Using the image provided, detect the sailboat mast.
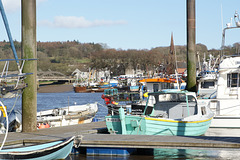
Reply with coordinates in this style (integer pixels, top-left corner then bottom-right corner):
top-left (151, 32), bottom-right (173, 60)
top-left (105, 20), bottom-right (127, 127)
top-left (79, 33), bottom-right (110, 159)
top-left (0, 0), bottom-right (20, 71)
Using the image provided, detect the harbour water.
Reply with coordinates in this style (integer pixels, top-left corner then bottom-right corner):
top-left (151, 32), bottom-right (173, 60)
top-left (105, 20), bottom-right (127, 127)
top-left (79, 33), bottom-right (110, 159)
top-left (1, 92), bottom-right (108, 121)
top-left (1, 91), bottom-right (240, 159)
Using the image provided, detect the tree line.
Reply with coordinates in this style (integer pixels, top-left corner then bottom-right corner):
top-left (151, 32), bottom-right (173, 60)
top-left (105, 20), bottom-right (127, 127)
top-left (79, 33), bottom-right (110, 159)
top-left (0, 40), bottom-right (239, 76)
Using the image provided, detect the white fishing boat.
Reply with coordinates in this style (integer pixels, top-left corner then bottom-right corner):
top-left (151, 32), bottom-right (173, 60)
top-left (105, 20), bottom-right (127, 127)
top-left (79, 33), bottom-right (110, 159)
top-left (198, 11), bottom-right (240, 128)
top-left (200, 56), bottom-right (240, 128)
top-left (0, 102), bottom-right (98, 132)
top-left (37, 102), bottom-right (98, 128)
top-left (197, 70), bottom-right (218, 99)
top-left (197, 54), bottom-right (218, 99)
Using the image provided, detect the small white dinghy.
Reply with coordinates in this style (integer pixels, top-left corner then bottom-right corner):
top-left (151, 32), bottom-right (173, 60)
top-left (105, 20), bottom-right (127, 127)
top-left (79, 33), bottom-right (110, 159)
top-left (37, 102), bottom-right (98, 128)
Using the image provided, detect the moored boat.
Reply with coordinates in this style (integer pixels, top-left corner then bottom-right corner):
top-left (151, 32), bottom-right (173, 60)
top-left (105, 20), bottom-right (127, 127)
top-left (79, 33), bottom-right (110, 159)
top-left (197, 70), bottom-right (218, 99)
top-left (37, 102), bottom-right (98, 128)
top-left (197, 11), bottom-right (240, 128)
top-left (199, 55), bottom-right (240, 128)
top-left (106, 90), bottom-right (214, 136)
top-left (0, 136), bottom-right (75, 159)
top-left (74, 85), bottom-right (91, 93)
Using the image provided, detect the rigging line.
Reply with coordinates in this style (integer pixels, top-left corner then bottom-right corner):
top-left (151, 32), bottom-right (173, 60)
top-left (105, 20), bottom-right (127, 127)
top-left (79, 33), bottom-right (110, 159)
top-left (1, 61), bottom-right (8, 79)
top-left (8, 93), bottom-right (21, 114)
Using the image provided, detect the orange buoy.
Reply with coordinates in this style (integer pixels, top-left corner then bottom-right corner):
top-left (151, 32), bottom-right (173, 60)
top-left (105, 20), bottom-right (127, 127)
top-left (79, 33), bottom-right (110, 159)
top-left (38, 123), bottom-right (50, 129)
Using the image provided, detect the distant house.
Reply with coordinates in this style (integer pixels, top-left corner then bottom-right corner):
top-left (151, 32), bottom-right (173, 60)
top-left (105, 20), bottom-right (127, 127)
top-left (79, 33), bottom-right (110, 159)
top-left (125, 65), bottom-right (144, 77)
top-left (72, 68), bottom-right (89, 81)
top-left (177, 62), bottom-right (187, 76)
top-left (72, 68), bottom-right (111, 83)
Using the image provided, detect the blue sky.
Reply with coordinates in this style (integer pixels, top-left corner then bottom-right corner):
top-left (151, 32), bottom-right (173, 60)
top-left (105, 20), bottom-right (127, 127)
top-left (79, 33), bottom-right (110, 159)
top-left (0, 0), bottom-right (240, 50)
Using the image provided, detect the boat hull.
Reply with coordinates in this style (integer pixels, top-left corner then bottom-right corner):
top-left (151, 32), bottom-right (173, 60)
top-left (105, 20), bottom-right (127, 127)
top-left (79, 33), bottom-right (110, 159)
top-left (74, 86), bottom-right (91, 93)
top-left (37, 103), bottom-right (98, 128)
top-left (0, 136), bottom-right (74, 160)
top-left (106, 115), bottom-right (212, 136)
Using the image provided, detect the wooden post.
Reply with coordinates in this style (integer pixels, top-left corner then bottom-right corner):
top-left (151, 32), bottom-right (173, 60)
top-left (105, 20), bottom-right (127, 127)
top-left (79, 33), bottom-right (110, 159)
top-left (186, 0), bottom-right (197, 92)
top-left (21, 0), bottom-right (37, 132)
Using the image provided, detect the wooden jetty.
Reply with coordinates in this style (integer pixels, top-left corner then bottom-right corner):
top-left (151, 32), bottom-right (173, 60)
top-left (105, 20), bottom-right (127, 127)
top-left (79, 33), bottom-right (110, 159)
top-left (1, 121), bottom-right (240, 156)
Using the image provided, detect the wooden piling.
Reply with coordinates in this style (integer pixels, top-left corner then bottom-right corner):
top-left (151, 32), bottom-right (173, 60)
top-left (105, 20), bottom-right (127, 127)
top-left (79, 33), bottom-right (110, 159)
top-left (186, 0), bottom-right (197, 92)
top-left (21, 0), bottom-right (37, 132)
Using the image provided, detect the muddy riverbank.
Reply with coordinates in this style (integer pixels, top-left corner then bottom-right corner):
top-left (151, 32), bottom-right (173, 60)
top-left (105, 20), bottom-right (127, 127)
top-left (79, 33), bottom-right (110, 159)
top-left (38, 84), bottom-right (73, 93)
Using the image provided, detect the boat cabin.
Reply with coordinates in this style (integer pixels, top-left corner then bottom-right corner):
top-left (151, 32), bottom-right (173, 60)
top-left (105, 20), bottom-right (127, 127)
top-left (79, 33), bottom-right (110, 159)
top-left (217, 56), bottom-right (240, 99)
top-left (144, 90), bottom-right (199, 119)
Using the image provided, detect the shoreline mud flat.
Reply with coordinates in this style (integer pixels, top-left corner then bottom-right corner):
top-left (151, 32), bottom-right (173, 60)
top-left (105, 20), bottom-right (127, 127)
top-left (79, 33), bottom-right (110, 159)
top-left (37, 84), bottom-right (73, 93)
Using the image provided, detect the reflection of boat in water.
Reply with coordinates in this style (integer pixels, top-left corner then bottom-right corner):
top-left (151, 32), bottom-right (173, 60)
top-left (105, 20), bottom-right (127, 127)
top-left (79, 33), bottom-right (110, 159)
top-left (37, 102), bottom-right (98, 128)
top-left (106, 90), bottom-right (214, 136)
top-left (0, 136), bottom-right (75, 159)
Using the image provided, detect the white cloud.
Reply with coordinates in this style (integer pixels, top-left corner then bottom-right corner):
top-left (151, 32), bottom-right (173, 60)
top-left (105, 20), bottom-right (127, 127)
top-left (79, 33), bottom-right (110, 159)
top-left (38, 16), bottom-right (127, 28)
top-left (2, 0), bottom-right (47, 13)
top-left (2, 0), bottom-right (20, 13)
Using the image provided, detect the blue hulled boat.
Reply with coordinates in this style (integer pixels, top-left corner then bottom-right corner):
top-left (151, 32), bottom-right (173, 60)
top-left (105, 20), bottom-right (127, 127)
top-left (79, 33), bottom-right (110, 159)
top-left (0, 136), bottom-right (74, 159)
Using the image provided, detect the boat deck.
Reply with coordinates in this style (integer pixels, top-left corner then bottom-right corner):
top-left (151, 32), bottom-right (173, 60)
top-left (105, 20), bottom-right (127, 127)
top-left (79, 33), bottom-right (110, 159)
top-left (1, 121), bottom-right (240, 150)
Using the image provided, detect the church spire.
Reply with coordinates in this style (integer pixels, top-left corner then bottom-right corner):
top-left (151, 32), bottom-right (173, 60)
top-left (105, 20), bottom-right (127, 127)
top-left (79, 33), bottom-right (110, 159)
top-left (166, 32), bottom-right (176, 75)
top-left (170, 32), bottom-right (174, 55)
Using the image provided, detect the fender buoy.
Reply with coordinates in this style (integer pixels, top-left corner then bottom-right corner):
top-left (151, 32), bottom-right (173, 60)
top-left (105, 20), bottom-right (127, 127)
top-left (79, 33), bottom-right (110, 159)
top-left (101, 94), bottom-right (105, 99)
top-left (143, 92), bottom-right (149, 98)
top-left (38, 123), bottom-right (50, 129)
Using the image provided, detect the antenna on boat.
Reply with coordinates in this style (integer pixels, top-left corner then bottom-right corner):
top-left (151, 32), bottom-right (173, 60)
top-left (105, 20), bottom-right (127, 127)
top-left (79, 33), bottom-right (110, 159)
top-left (174, 48), bottom-right (180, 90)
top-left (221, 10), bottom-right (240, 58)
top-left (221, 4), bottom-right (223, 31)
top-left (234, 10), bottom-right (240, 27)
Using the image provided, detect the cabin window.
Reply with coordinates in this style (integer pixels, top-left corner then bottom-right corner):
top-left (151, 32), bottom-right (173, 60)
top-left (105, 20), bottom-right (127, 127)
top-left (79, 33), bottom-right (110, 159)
top-left (158, 93), bottom-right (186, 102)
top-left (148, 95), bottom-right (156, 105)
top-left (153, 84), bottom-right (159, 92)
top-left (201, 82), bottom-right (215, 88)
top-left (161, 82), bottom-right (170, 89)
top-left (187, 95), bottom-right (196, 102)
top-left (227, 73), bottom-right (240, 87)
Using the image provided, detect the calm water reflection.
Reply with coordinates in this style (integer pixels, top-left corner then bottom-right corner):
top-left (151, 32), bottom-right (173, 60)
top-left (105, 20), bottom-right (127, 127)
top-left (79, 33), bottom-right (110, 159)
top-left (1, 92), bottom-right (107, 120)
top-left (66, 148), bottom-right (240, 160)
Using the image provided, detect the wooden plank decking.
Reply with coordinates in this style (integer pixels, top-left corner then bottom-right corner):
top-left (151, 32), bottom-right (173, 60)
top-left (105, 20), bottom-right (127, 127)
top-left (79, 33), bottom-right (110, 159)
top-left (1, 121), bottom-right (240, 150)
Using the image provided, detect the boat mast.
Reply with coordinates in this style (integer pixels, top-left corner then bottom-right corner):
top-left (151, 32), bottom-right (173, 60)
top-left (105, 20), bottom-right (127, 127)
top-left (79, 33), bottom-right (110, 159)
top-left (0, 0), bottom-right (20, 72)
top-left (221, 11), bottom-right (240, 57)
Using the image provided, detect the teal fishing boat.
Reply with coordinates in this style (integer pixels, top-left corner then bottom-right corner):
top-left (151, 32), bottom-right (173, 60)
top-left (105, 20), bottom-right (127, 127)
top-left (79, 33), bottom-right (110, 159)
top-left (106, 90), bottom-right (214, 136)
